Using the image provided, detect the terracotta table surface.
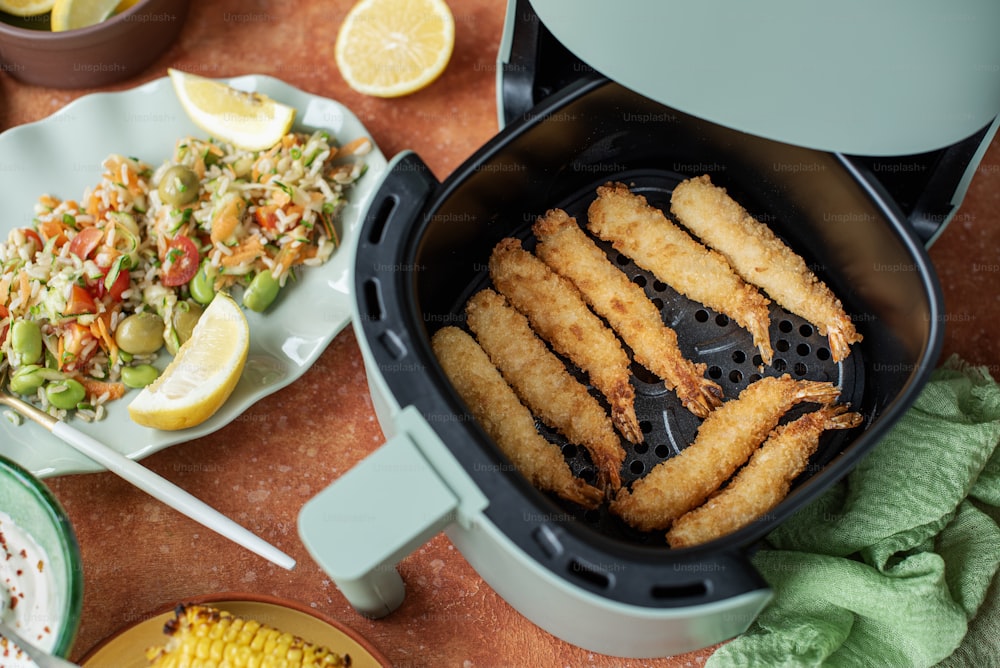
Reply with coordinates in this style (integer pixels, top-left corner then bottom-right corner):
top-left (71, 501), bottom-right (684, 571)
top-left (2, 1), bottom-right (1000, 666)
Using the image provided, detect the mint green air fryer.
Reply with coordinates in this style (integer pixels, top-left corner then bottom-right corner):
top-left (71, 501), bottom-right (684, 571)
top-left (299, 0), bottom-right (1000, 658)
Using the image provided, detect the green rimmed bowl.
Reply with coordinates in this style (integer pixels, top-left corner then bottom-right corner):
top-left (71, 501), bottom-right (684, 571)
top-left (0, 453), bottom-right (83, 658)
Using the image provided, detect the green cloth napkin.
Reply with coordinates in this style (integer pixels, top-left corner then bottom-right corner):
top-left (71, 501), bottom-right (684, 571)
top-left (707, 355), bottom-right (1000, 668)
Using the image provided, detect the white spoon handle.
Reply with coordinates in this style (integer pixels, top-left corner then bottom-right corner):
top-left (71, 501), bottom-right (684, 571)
top-left (51, 421), bottom-right (295, 571)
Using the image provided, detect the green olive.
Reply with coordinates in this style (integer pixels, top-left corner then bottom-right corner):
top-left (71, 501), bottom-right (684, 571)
top-left (46, 378), bottom-right (86, 410)
top-left (173, 302), bottom-right (204, 346)
top-left (121, 364), bottom-right (160, 389)
top-left (114, 312), bottom-right (165, 355)
top-left (157, 165), bottom-right (200, 207)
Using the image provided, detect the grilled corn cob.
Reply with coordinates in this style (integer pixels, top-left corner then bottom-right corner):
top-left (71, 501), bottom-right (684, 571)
top-left (145, 604), bottom-right (351, 667)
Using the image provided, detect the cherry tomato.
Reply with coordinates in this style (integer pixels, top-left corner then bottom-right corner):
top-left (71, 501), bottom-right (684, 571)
top-left (0, 304), bottom-right (8, 346)
top-left (66, 285), bottom-right (97, 316)
top-left (160, 235), bottom-right (200, 287)
top-left (68, 227), bottom-right (104, 260)
top-left (95, 266), bottom-right (130, 302)
top-left (21, 228), bottom-right (43, 252)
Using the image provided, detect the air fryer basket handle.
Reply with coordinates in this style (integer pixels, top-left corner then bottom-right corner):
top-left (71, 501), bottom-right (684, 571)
top-left (297, 430), bottom-right (459, 618)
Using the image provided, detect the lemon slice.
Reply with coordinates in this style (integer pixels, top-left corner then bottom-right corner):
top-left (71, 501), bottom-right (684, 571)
top-left (168, 68), bottom-right (296, 152)
top-left (0, 0), bottom-right (54, 16)
top-left (128, 292), bottom-right (250, 431)
top-left (50, 0), bottom-right (119, 30)
top-left (335, 0), bottom-right (455, 98)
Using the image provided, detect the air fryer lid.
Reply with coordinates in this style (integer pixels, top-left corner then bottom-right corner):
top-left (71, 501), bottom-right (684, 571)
top-left (354, 78), bottom-right (942, 609)
top-left (525, 0), bottom-right (1000, 156)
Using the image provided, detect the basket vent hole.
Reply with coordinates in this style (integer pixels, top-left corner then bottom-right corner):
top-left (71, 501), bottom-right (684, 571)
top-left (615, 253), bottom-right (630, 266)
top-left (568, 559), bottom-right (611, 590)
top-left (715, 314), bottom-right (730, 327)
top-left (816, 347), bottom-right (831, 361)
top-left (797, 343), bottom-right (811, 357)
top-left (629, 460), bottom-right (645, 475)
top-left (651, 580), bottom-right (709, 600)
top-left (729, 369), bottom-right (743, 383)
top-left (653, 280), bottom-right (668, 292)
top-left (695, 309), bottom-right (710, 323)
top-left (633, 441), bottom-right (649, 455)
top-left (794, 362), bottom-right (809, 377)
top-left (731, 350), bottom-right (746, 364)
top-left (632, 275), bottom-right (647, 288)
top-left (708, 365), bottom-right (723, 380)
top-left (562, 443), bottom-right (579, 458)
top-left (773, 358), bottom-right (788, 372)
top-left (776, 339), bottom-right (790, 353)
top-left (654, 443), bottom-right (671, 458)
top-left (779, 320), bottom-right (794, 334)
top-left (651, 297), bottom-right (664, 311)
top-left (752, 354), bottom-right (765, 367)
top-left (800, 324), bottom-right (814, 337)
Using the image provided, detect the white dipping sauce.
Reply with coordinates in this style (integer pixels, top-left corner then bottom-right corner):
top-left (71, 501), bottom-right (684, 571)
top-left (1, 509), bottom-right (60, 667)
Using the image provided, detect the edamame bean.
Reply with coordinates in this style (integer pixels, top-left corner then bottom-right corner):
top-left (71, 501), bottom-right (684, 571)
top-left (10, 320), bottom-right (42, 365)
top-left (121, 364), bottom-right (160, 389)
top-left (115, 312), bottom-right (164, 355)
top-left (9, 365), bottom-right (45, 395)
top-left (46, 378), bottom-right (86, 410)
top-left (157, 165), bottom-right (199, 207)
top-left (242, 270), bottom-right (280, 312)
top-left (189, 260), bottom-right (217, 305)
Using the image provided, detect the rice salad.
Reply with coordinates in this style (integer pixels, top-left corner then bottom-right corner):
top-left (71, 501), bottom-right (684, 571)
top-left (0, 130), bottom-right (369, 422)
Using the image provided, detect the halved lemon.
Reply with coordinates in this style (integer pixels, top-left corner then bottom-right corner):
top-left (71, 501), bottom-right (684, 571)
top-left (128, 292), bottom-right (250, 431)
top-left (0, 0), bottom-right (54, 17)
top-left (335, 0), bottom-right (455, 98)
top-left (49, 0), bottom-right (119, 30)
top-left (168, 68), bottom-right (296, 152)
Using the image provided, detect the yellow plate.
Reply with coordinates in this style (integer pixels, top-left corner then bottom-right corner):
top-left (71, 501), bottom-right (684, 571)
top-left (79, 594), bottom-right (390, 667)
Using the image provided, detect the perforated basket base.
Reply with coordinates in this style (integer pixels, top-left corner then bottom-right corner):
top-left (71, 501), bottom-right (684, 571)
top-left (448, 170), bottom-right (865, 547)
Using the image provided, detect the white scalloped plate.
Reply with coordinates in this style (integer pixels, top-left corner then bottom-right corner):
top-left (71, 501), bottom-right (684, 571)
top-left (0, 75), bottom-right (386, 477)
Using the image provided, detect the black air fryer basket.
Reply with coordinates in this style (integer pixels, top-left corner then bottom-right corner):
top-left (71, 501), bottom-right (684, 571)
top-left (294, 2), bottom-right (996, 659)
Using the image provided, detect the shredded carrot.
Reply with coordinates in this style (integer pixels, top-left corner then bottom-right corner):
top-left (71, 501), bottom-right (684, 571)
top-left (37, 194), bottom-right (61, 210)
top-left (37, 219), bottom-right (67, 243)
top-left (339, 137), bottom-right (372, 156)
top-left (272, 189), bottom-right (291, 207)
top-left (90, 312), bottom-right (119, 365)
top-left (78, 378), bottom-right (127, 402)
top-left (220, 236), bottom-right (264, 267)
top-left (18, 272), bottom-right (31, 307)
top-left (210, 197), bottom-right (245, 244)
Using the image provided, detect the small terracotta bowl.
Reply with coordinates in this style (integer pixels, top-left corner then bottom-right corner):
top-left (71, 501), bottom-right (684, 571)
top-left (0, 0), bottom-right (190, 89)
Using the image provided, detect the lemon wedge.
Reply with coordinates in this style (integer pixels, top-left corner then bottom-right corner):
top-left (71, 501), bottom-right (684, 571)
top-left (128, 292), bottom-right (250, 431)
top-left (0, 0), bottom-right (54, 16)
top-left (335, 0), bottom-right (455, 98)
top-left (168, 68), bottom-right (296, 152)
top-left (50, 0), bottom-right (119, 30)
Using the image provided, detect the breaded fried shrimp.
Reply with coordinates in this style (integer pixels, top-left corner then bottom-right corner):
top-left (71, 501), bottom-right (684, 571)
top-left (587, 182), bottom-right (774, 365)
top-left (431, 326), bottom-right (604, 508)
top-left (666, 404), bottom-right (863, 548)
top-left (610, 375), bottom-right (841, 532)
top-left (533, 208), bottom-right (723, 418)
top-left (670, 174), bottom-right (862, 362)
top-left (489, 237), bottom-right (643, 445)
top-left (465, 289), bottom-right (626, 492)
